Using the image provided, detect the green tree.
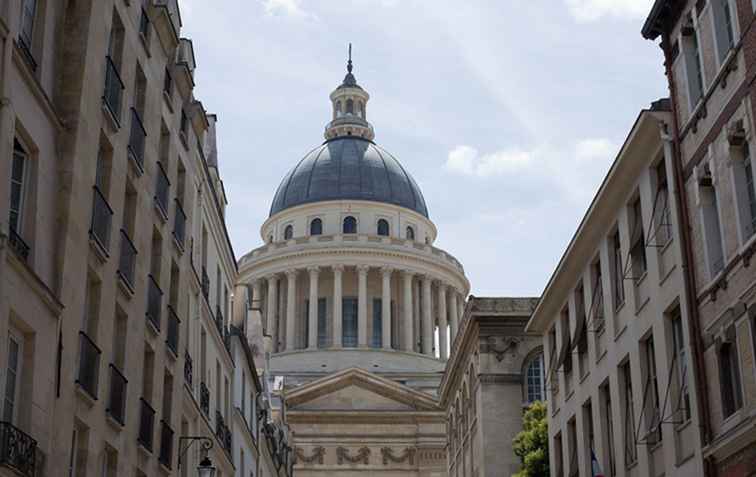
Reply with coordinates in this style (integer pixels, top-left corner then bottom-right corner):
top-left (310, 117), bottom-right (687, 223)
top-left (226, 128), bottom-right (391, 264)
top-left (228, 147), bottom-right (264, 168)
top-left (512, 401), bottom-right (549, 477)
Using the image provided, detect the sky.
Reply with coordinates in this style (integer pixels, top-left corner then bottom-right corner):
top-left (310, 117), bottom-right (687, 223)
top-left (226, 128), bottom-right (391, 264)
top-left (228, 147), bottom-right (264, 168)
top-left (179, 0), bottom-right (667, 297)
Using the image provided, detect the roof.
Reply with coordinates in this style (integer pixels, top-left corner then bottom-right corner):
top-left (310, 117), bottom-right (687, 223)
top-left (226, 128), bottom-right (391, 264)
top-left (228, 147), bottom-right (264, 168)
top-left (641, 0), bottom-right (686, 40)
top-left (269, 135), bottom-right (429, 218)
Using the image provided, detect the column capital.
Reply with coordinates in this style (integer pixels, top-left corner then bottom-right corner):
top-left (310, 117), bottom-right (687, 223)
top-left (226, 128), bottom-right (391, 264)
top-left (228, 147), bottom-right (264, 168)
top-left (285, 269), bottom-right (298, 279)
top-left (307, 266), bottom-right (320, 275)
top-left (437, 282), bottom-right (448, 292)
top-left (402, 269), bottom-right (415, 278)
top-left (380, 266), bottom-right (394, 276)
top-left (265, 273), bottom-right (280, 281)
top-left (332, 264), bottom-right (345, 273)
top-left (356, 264), bottom-right (371, 274)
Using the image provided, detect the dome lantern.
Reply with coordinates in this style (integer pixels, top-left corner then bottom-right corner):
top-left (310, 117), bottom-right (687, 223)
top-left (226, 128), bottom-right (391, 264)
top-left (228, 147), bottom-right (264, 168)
top-left (325, 44), bottom-right (375, 141)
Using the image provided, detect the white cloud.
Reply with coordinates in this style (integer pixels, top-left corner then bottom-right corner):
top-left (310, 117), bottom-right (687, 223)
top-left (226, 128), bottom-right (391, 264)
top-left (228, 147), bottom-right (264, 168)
top-left (261, 0), bottom-right (313, 18)
top-left (445, 145), bottom-right (535, 177)
top-left (565, 0), bottom-right (653, 22)
top-left (575, 138), bottom-right (616, 162)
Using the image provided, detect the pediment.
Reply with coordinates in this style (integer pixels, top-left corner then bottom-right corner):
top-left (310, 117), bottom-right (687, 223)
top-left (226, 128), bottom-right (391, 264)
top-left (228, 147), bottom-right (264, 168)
top-left (285, 367), bottom-right (440, 413)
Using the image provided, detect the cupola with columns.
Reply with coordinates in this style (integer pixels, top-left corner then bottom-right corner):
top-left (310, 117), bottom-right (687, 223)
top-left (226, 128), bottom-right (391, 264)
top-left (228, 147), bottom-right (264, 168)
top-left (324, 44), bottom-right (375, 141)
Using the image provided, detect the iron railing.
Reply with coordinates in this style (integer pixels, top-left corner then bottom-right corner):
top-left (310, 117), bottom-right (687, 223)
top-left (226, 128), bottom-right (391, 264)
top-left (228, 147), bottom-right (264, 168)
top-left (8, 227), bottom-right (30, 262)
top-left (76, 331), bottom-right (101, 400)
top-left (215, 411), bottom-right (232, 453)
top-left (0, 421), bottom-right (36, 477)
top-left (201, 267), bottom-right (210, 301)
top-left (154, 162), bottom-right (170, 218)
top-left (138, 398), bottom-right (155, 452)
top-left (106, 364), bottom-right (127, 426)
top-left (166, 305), bottom-right (180, 356)
top-left (173, 198), bottom-right (187, 249)
top-left (89, 186), bottom-right (113, 252)
top-left (146, 274), bottom-right (163, 332)
top-left (215, 306), bottom-right (225, 340)
top-left (128, 108), bottom-right (147, 171)
top-left (200, 382), bottom-right (210, 417)
top-left (117, 230), bottom-right (137, 290)
top-left (103, 55), bottom-right (124, 120)
top-left (158, 419), bottom-right (174, 469)
top-left (184, 351), bottom-right (193, 388)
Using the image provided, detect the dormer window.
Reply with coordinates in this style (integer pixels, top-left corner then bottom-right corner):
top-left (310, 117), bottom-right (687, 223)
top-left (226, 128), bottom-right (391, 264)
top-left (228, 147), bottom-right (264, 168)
top-left (377, 219), bottom-right (389, 236)
top-left (343, 216), bottom-right (357, 234)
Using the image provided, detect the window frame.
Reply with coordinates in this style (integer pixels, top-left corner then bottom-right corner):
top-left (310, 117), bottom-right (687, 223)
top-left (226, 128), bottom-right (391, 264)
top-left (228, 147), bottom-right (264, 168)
top-left (283, 224), bottom-right (293, 241)
top-left (406, 225), bottom-right (415, 241)
top-left (342, 215), bottom-right (357, 234)
top-left (377, 218), bottom-right (390, 237)
top-left (524, 352), bottom-right (545, 404)
top-left (9, 140), bottom-right (29, 234)
top-left (3, 328), bottom-right (24, 425)
top-left (309, 217), bottom-right (323, 236)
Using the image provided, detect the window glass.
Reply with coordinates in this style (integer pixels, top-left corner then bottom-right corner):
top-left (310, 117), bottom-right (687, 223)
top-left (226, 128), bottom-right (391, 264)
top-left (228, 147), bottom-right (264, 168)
top-left (10, 141), bottom-right (27, 232)
top-left (342, 298), bottom-right (358, 347)
top-left (20, 0), bottom-right (37, 49)
top-left (284, 225), bottom-right (293, 240)
top-left (310, 218), bottom-right (322, 236)
top-left (372, 299), bottom-right (382, 348)
top-left (525, 353), bottom-right (544, 403)
top-left (377, 219), bottom-right (389, 236)
top-left (343, 216), bottom-right (357, 234)
top-left (3, 334), bottom-right (21, 423)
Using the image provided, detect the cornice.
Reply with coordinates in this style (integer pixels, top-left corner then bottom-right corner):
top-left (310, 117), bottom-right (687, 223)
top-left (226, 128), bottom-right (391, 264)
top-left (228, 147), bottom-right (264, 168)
top-left (286, 410), bottom-right (446, 424)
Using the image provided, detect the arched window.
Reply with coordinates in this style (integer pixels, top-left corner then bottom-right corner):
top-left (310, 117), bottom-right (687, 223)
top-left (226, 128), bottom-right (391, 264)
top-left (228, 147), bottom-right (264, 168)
top-left (335, 100), bottom-right (342, 117)
top-left (284, 225), bottom-right (293, 240)
top-left (310, 218), bottom-right (322, 236)
top-left (346, 99), bottom-right (354, 115)
top-left (524, 352), bottom-right (545, 403)
top-left (343, 216), bottom-right (357, 234)
top-left (359, 101), bottom-right (365, 119)
top-left (377, 219), bottom-right (389, 236)
top-left (406, 226), bottom-right (415, 241)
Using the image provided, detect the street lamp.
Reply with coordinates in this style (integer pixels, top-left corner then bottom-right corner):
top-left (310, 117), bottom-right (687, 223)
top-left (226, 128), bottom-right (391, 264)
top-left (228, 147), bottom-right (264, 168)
top-left (197, 456), bottom-right (216, 477)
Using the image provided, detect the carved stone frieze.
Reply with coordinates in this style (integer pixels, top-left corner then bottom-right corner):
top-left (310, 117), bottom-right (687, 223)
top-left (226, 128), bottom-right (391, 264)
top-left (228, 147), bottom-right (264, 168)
top-left (381, 447), bottom-right (416, 465)
top-left (337, 446), bottom-right (371, 465)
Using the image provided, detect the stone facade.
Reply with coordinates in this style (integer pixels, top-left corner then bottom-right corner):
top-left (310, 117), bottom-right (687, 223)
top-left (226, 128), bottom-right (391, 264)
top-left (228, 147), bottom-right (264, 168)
top-left (644, 1), bottom-right (756, 475)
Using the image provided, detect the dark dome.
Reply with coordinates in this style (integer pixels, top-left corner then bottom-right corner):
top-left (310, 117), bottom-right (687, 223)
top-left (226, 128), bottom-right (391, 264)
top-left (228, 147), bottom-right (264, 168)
top-left (270, 136), bottom-right (429, 218)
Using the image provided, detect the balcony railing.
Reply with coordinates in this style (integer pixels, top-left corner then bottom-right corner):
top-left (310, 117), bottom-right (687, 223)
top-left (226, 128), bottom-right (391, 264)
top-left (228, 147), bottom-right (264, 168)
top-left (146, 274), bottom-right (163, 332)
top-left (138, 398), bottom-right (155, 452)
top-left (214, 306), bottom-right (225, 340)
top-left (103, 55), bottom-right (124, 120)
top-left (128, 108), bottom-right (147, 172)
top-left (166, 305), bottom-right (180, 356)
top-left (200, 382), bottom-right (210, 417)
top-left (158, 420), bottom-right (174, 469)
top-left (184, 351), bottom-right (193, 388)
top-left (106, 364), bottom-right (127, 426)
top-left (173, 198), bottom-right (187, 249)
top-left (215, 411), bottom-right (232, 453)
top-left (89, 186), bottom-right (113, 253)
top-left (117, 230), bottom-right (137, 290)
top-left (0, 421), bottom-right (37, 477)
top-left (201, 267), bottom-right (210, 301)
top-left (8, 227), bottom-right (30, 262)
top-left (154, 162), bottom-right (170, 218)
top-left (76, 331), bottom-right (101, 400)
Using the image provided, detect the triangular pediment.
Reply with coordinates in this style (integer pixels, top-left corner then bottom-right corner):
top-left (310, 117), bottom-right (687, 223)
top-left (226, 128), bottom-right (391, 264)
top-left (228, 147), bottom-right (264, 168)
top-left (285, 367), bottom-right (440, 412)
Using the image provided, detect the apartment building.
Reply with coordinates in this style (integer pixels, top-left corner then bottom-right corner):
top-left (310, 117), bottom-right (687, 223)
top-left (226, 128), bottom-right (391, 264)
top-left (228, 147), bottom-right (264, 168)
top-left (0, 1), bottom-right (291, 476)
top-left (643, 1), bottom-right (756, 475)
top-left (526, 102), bottom-right (708, 477)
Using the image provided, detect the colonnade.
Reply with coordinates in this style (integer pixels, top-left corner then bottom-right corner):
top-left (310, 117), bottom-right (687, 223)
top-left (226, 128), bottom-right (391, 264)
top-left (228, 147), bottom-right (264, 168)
top-left (250, 265), bottom-right (465, 360)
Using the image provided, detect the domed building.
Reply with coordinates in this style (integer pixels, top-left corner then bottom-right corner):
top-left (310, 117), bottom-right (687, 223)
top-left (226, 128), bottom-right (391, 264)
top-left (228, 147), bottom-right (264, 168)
top-left (237, 53), bottom-right (470, 474)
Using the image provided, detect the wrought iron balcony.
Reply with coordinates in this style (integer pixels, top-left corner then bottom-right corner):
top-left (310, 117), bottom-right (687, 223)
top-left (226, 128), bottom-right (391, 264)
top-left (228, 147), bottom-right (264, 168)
top-left (166, 305), bottom-right (180, 356)
top-left (8, 227), bottom-right (30, 262)
top-left (106, 364), bottom-right (127, 426)
top-left (146, 274), bottom-right (163, 332)
top-left (158, 419), bottom-right (174, 469)
top-left (201, 267), bottom-right (210, 301)
top-left (200, 382), bottom-right (210, 417)
top-left (138, 397), bottom-right (155, 452)
top-left (128, 108), bottom-right (147, 172)
top-left (103, 55), bottom-right (124, 120)
top-left (76, 331), bottom-right (101, 400)
top-left (184, 351), bottom-right (193, 388)
top-left (215, 411), bottom-right (232, 453)
top-left (173, 198), bottom-right (187, 249)
top-left (214, 306), bottom-right (225, 339)
top-left (89, 186), bottom-right (113, 253)
top-left (117, 230), bottom-right (137, 290)
top-left (0, 421), bottom-right (36, 477)
top-left (154, 162), bottom-right (170, 218)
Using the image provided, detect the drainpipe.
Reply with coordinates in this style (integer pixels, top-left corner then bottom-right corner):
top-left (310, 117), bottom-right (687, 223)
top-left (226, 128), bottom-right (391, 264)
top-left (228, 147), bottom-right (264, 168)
top-left (660, 31), bottom-right (713, 466)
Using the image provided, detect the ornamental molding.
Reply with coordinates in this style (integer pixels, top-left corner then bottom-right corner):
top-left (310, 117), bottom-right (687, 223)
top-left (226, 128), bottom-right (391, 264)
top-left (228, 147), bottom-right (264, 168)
top-left (337, 446), bottom-right (371, 465)
top-left (295, 446), bottom-right (326, 465)
top-left (381, 447), bottom-right (416, 465)
top-left (483, 336), bottom-right (521, 363)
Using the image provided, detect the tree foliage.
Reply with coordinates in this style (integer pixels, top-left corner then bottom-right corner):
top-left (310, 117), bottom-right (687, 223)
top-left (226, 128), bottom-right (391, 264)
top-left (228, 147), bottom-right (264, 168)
top-left (512, 401), bottom-right (549, 477)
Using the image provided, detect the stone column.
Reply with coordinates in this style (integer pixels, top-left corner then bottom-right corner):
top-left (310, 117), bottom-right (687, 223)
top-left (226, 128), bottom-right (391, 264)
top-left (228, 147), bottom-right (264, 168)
top-left (332, 265), bottom-right (343, 348)
top-left (381, 267), bottom-right (393, 350)
top-left (252, 279), bottom-right (263, 330)
top-left (357, 265), bottom-right (369, 347)
top-left (402, 270), bottom-right (414, 352)
top-left (421, 276), bottom-right (433, 356)
top-left (457, 293), bottom-right (465, 329)
top-left (308, 267), bottom-right (320, 350)
top-left (266, 274), bottom-right (279, 352)
top-left (437, 283), bottom-right (448, 360)
top-left (413, 280), bottom-right (421, 351)
top-left (449, 290), bottom-right (459, 348)
top-left (285, 270), bottom-right (298, 351)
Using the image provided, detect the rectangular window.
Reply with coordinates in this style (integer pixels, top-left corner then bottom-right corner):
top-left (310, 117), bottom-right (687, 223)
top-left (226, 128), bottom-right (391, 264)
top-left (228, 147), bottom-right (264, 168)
top-left (682, 16), bottom-right (705, 106)
top-left (342, 298), bottom-right (358, 347)
top-left (3, 331), bottom-right (23, 424)
top-left (610, 230), bottom-right (625, 309)
top-left (699, 164), bottom-right (725, 278)
top-left (317, 298), bottom-right (327, 348)
top-left (102, 445), bottom-right (118, 477)
top-left (601, 383), bottom-right (616, 476)
top-left (712, 0), bottom-right (736, 63)
top-left (142, 345), bottom-right (155, 402)
top-left (113, 307), bottom-right (128, 370)
top-left (372, 299), bottom-right (383, 348)
top-left (575, 284), bottom-right (588, 377)
top-left (719, 324), bottom-right (743, 418)
top-left (644, 335), bottom-right (662, 442)
top-left (629, 197), bottom-right (647, 278)
top-left (19, 0), bottom-right (37, 51)
top-left (583, 401), bottom-right (595, 476)
top-left (9, 140), bottom-right (28, 233)
top-left (652, 160), bottom-right (672, 245)
top-left (621, 361), bottom-right (637, 467)
top-left (568, 418), bottom-right (578, 477)
top-left (554, 432), bottom-right (564, 477)
top-left (671, 311), bottom-right (691, 422)
top-left (733, 143), bottom-right (756, 240)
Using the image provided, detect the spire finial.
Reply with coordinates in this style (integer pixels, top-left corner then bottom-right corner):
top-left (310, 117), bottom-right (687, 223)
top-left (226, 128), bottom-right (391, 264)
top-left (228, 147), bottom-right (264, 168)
top-left (347, 43), bottom-right (353, 73)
